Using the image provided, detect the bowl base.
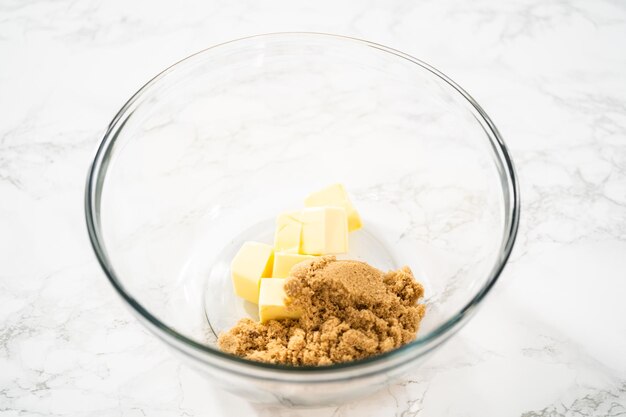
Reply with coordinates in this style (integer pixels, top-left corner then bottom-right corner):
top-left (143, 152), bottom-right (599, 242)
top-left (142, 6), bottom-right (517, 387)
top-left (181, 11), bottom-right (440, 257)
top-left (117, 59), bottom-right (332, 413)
top-left (202, 218), bottom-right (399, 339)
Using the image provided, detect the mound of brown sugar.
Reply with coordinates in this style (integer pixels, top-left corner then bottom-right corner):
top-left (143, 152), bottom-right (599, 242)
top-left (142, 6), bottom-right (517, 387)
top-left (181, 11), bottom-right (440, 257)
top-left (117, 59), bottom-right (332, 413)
top-left (218, 256), bottom-right (426, 366)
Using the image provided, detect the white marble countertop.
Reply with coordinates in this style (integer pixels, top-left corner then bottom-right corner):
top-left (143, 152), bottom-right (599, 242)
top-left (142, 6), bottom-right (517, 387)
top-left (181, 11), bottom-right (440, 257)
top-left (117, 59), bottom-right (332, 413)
top-left (2, 0), bottom-right (625, 415)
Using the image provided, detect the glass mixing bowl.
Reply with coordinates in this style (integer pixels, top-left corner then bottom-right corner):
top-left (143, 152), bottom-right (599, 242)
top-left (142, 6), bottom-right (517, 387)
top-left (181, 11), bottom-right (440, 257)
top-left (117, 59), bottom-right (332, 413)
top-left (85, 33), bottom-right (519, 407)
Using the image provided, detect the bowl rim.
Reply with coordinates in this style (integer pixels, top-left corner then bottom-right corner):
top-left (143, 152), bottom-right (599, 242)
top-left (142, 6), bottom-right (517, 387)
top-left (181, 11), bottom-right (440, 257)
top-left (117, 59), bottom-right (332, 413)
top-left (85, 32), bottom-right (520, 376)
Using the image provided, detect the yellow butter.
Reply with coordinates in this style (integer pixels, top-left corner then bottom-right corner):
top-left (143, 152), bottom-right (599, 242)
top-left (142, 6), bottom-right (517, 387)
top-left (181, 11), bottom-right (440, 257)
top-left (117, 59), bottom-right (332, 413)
top-left (230, 242), bottom-right (274, 304)
top-left (300, 207), bottom-right (349, 255)
top-left (304, 184), bottom-right (362, 232)
top-left (272, 252), bottom-right (315, 278)
top-left (274, 211), bottom-right (302, 253)
top-left (258, 278), bottom-right (301, 323)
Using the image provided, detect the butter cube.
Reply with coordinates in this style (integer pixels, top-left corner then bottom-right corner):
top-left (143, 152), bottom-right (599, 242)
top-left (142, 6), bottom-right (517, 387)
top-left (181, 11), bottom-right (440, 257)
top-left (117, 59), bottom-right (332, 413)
top-left (230, 242), bottom-right (274, 304)
top-left (300, 207), bottom-right (349, 255)
top-left (272, 252), bottom-right (316, 278)
top-left (259, 278), bottom-right (301, 323)
top-left (274, 212), bottom-right (302, 253)
top-left (304, 184), bottom-right (362, 232)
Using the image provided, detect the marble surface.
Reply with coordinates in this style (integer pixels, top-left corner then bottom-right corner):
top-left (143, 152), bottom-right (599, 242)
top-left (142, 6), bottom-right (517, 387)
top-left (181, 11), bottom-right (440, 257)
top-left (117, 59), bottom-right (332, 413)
top-left (1, 0), bottom-right (626, 415)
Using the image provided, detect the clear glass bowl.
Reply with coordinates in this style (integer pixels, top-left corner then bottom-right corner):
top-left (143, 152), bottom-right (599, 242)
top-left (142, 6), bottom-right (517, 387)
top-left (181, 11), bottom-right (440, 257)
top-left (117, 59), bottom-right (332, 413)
top-left (85, 33), bottom-right (519, 407)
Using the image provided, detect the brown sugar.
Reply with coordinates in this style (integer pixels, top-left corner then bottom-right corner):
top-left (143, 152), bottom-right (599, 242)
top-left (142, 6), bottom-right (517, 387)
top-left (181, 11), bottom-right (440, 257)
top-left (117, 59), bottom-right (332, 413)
top-left (218, 256), bottom-right (426, 366)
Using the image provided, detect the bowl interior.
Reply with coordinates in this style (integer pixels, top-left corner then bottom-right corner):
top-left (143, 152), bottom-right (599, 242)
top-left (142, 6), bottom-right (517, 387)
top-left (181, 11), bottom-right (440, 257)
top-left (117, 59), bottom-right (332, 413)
top-left (92, 34), bottom-right (514, 366)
